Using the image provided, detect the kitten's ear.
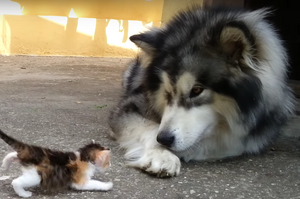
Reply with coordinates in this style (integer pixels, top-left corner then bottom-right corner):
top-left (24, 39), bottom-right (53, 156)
top-left (95, 150), bottom-right (110, 167)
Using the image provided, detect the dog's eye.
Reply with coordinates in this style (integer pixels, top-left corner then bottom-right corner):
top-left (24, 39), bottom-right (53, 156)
top-left (189, 85), bottom-right (203, 98)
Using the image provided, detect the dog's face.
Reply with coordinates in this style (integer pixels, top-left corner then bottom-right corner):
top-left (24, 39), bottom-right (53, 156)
top-left (145, 52), bottom-right (238, 152)
top-left (142, 52), bottom-right (240, 152)
top-left (130, 9), bottom-right (263, 152)
top-left (155, 71), bottom-right (218, 151)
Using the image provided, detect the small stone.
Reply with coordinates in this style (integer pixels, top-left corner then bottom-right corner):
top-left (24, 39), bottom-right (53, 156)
top-left (190, 190), bottom-right (196, 194)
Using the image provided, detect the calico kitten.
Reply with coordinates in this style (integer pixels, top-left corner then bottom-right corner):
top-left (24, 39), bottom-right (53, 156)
top-left (0, 129), bottom-right (113, 198)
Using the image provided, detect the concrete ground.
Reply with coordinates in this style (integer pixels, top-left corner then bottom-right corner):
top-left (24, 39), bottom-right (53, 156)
top-left (0, 55), bottom-right (299, 199)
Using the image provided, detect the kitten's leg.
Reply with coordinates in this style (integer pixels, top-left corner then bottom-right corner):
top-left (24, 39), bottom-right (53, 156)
top-left (71, 180), bottom-right (113, 191)
top-left (2, 152), bottom-right (18, 170)
top-left (11, 168), bottom-right (41, 198)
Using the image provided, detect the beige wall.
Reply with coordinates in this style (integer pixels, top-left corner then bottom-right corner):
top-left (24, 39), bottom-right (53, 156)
top-left (0, 15), bottom-right (161, 57)
top-left (8, 0), bottom-right (164, 22)
top-left (0, 0), bottom-right (203, 57)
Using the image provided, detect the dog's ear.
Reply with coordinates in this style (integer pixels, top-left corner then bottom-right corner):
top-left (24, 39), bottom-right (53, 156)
top-left (219, 21), bottom-right (254, 63)
top-left (130, 31), bottom-right (161, 54)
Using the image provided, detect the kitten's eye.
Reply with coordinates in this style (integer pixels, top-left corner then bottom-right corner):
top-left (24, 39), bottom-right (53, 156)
top-left (189, 85), bottom-right (203, 98)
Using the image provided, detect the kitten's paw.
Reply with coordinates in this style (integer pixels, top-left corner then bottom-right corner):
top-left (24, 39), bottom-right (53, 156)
top-left (102, 181), bottom-right (113, 191)
top-left (1, 162), bottom-right (7, 170)
top-left (127, 148), bottom-right (181, 177)
top-left (2, 151), bottom-right (18, 170)
top-left (18, 191), bottom-right (32, 198)
top-left (1, 161), bottom-right (10, 171)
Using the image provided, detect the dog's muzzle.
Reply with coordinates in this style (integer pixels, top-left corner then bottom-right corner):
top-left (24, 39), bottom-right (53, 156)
top-left (157, 131), bottom-right (175, 148)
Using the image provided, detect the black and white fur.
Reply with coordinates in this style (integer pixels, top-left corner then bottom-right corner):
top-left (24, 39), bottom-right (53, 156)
top-left (109, 7), bottom-right (295, 177)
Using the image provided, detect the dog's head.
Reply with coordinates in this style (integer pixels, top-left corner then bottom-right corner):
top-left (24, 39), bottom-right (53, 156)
top-left (130, 8), bottom-right (265, 152)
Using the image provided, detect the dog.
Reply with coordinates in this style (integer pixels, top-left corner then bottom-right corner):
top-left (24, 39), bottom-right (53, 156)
top-left (108, 6), bottom-right (295, 177)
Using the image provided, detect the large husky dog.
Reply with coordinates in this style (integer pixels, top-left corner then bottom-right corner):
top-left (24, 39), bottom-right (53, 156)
top-left (109, 7), bottom-right (295, 177)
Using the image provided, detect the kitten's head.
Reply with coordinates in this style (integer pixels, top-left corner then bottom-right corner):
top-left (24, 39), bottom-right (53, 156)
top-left (78, 142), bottom-right (111, 171)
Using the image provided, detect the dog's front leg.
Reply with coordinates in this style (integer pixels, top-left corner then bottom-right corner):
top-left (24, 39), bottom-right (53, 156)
top-left (109, 113), bottom-right (181, 177)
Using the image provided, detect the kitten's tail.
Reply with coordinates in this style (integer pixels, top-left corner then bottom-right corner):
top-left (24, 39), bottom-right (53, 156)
top-left (0, 128), bottom-right (25, 151)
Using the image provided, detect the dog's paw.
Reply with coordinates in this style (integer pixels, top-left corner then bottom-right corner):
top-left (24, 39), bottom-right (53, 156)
top-left (126, 148), bottom-right (181, 177)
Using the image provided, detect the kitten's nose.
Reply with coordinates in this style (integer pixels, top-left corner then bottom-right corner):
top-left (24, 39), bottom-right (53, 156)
top-left (157, 131), bottom-right (175, 147)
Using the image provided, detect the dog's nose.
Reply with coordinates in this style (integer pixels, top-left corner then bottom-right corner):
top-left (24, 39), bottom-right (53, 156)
top-left (157, 132), bottom-right (175, 147)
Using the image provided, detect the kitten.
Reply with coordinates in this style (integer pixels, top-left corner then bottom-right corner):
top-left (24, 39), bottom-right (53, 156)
top-left (0, 129), bottom-right (113, 198)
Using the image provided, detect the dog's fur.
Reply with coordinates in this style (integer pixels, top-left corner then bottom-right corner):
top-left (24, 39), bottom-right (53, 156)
top-left (109, 6), bottom-right (295, 177)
